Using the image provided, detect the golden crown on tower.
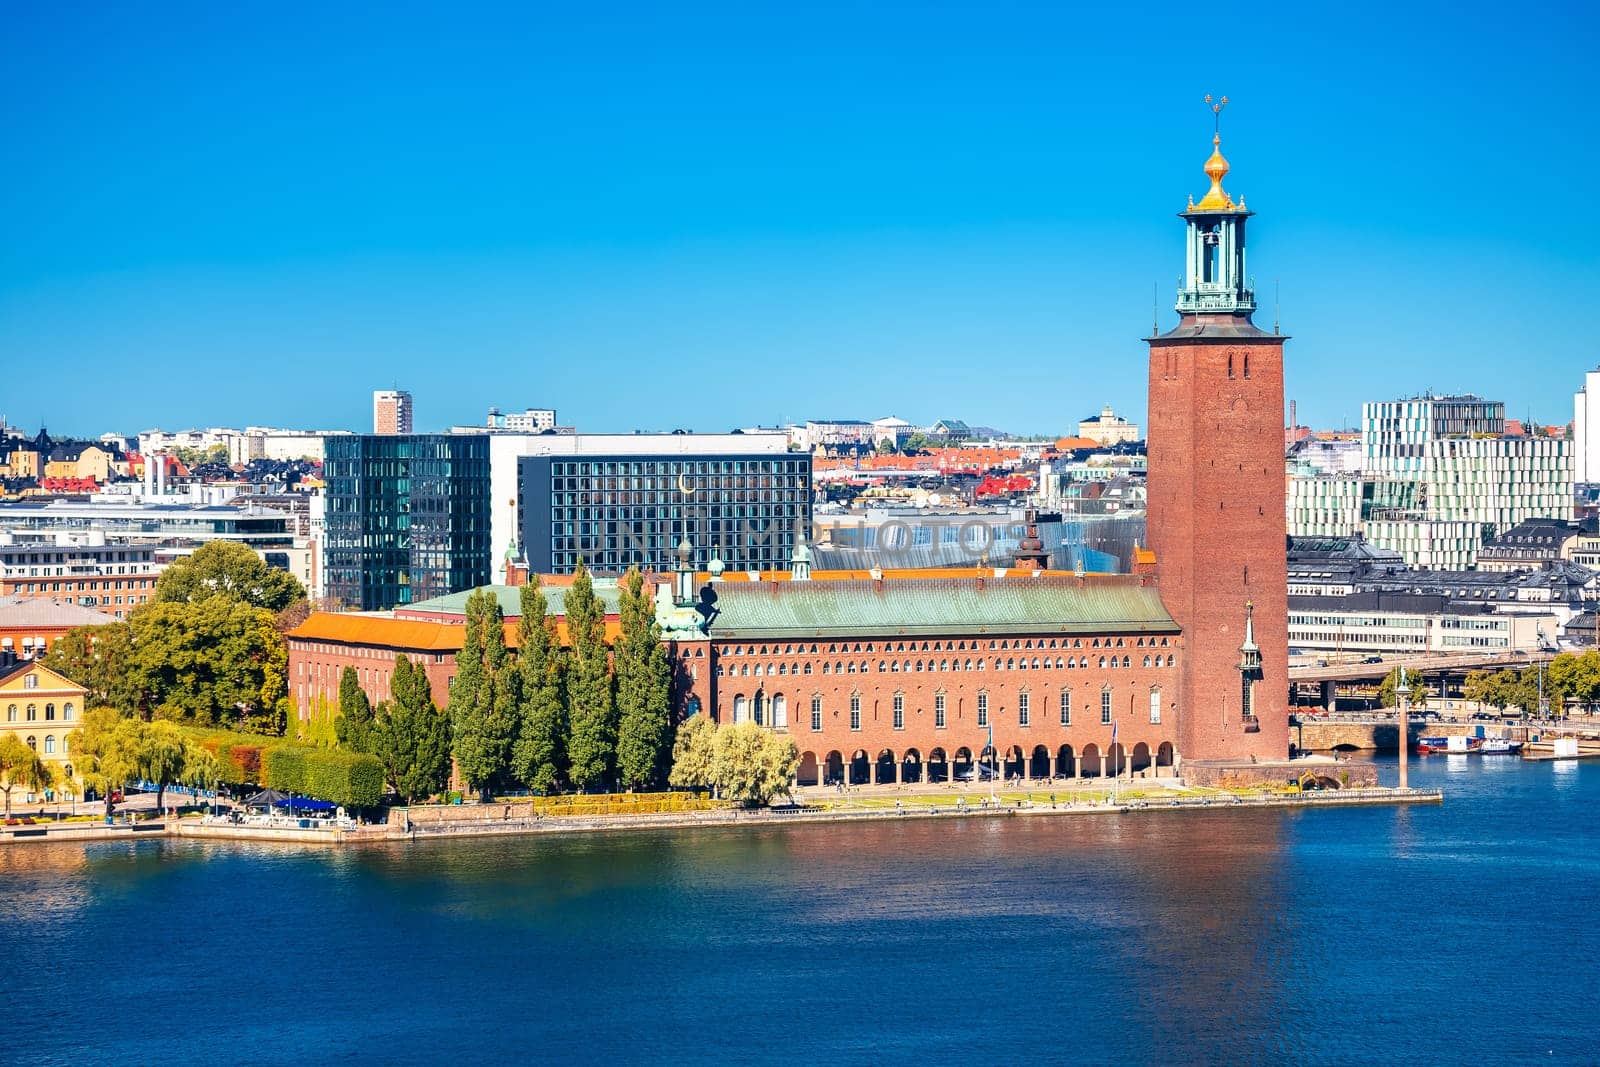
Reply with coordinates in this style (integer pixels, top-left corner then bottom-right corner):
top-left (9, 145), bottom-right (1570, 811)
top-left (1189, 94), bottom-right (1241, 213)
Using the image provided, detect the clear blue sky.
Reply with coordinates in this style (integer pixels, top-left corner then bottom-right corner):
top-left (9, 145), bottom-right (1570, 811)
top-left (3, 1), bottom-right (1596, 437)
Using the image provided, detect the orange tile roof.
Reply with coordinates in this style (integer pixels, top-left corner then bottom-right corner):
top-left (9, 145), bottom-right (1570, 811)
top-left (700, 566), bottom-right (1111, 583)
top-left (287, 612), bottom-right (620, 651)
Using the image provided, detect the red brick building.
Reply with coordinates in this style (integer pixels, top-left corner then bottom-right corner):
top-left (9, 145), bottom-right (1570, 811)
top-left (1145, 121), bottom-right (1289, 765)
top-left (675, 573), bottom-right (1182, 786)
top-left (285, 122), bottom-right (1295, 780)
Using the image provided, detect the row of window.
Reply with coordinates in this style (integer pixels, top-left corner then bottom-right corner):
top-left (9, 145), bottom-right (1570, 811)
top-left (16, 734), bottom-right (66, 755)
top-left (719, 654), bottom-right (1176, 677)
top-left (5, 702), bottom-right (76, 722)
top-left (722, 636), bottom-right (1173, 655)
top-left (736, 689), bottom-right (1164, 731)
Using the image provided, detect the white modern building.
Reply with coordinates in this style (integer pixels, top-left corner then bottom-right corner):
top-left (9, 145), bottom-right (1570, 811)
top-left (1362, 394), bottom-right (1504, 480)
top-left (1574, 367), bottom-right (1600, 484)
top-left (486, 407), bottom-right (558, 432)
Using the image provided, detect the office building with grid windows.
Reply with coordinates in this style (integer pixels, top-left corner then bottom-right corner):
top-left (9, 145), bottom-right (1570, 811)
top-left (323, 434), bottom-right (491, 610)
top-left (517, 450), bottom-right (812, 575)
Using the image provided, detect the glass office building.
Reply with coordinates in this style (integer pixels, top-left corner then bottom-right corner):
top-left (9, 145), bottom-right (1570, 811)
top-left (518, 453), bottom-right (812, 575)
top-left (324, 435), bottom-right (491, 610)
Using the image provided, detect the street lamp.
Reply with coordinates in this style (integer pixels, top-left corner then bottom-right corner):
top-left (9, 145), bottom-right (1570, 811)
top-left (1394, 669), bottom-right (1411, 791)
top-left (1536, 627), bottom-right (1550, 721)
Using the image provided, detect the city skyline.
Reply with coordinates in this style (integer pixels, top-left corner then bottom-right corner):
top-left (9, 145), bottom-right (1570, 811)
top-left (4, 3), bottom-right (1596, 436)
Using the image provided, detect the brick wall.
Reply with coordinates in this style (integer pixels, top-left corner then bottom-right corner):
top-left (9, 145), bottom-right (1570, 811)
top-left (1147, 328), bottom-right (1290, 762)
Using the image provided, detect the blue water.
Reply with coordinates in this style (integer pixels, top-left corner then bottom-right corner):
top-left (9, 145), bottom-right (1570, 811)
top-left (2, 757), bottom-right (1596, 1066)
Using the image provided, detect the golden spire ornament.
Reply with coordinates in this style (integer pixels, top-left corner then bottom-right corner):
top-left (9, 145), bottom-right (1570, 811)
top-left (1191, 93), bottom-right (1237, 212)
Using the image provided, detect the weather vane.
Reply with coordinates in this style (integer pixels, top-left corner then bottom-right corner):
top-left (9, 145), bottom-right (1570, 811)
top-left (1205, 93), bottom-right (1228, 133)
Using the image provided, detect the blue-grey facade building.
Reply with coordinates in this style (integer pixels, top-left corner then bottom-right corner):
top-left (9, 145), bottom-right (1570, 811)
top-left (517, 451), bottom-right (812, 575)
top-left (323, 434), bottom-right (491, 610)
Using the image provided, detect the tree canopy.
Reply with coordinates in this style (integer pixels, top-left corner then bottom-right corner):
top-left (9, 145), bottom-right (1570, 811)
top-left (44, 624), bottom-right (140, 715)
top-left (512, 579), bottom-right (567, 793)
top-left (154, 541), bottom-right (306, 612)
top-left (448, 589), bottom-right (518, 797)
top-left (128, 597), bottom-right (287, 729)
top-left (563, 562), bottom-right (615, 790)
top-left (0, 734), bottom-right (52, 817)
top-left (614, 567), bottom-right (672, 790)
top-left (374, 655), bottom-right (451, 805)
top-left (708, 721), bottom-right (797, 807)
top-left (335, 666), bottom-right (376, 753)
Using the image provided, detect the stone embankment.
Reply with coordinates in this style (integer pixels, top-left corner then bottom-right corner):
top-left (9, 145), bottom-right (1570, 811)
top-left (1, 788), bottom-right (1443, 847)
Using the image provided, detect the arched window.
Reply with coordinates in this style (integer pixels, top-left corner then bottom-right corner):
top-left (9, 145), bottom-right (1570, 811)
top-left (44, 703), bottom-right (55, 721)
top-left (810, 695), bottom-right (822, 731)
top-left (773, 694), bottom-right (787, 729)
top-left (733, 695), bottom-right (748, 723)
top-left (43, 735), bottom-right (55, 755)
top-left (26, 704), bottom-right (36, 722)
top-left (1149, 688), bottom-right (1163, 724)
top-left (1099, 657), bottom-right (1107, 669)
top-left (5, 705), bottom-right (14, 723)
top-left (25, 736), bottom-right (36, 750)
top-left (1143, 655), bottom-right (1152, 667)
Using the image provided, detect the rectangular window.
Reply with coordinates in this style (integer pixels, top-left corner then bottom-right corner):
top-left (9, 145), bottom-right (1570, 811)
top-left (1018, 692), bottom-right (1030, 727)
top-left (811, 696), bottom-right (822, 732)
top-left (1149, 690), bottom-right (1162, 725)
top-left (850, 694), bottom-right (861, 731)
top-left (935, 692), bottom-right (946, 729)
top-left (1059, 690), bottom-right (1071, 725)
top-left (893, 693), bottom-right (904, 730)
top-left (977, 693), bottom-right (989, 728)
top-left (1101, 690), bottom-right (1112, 725)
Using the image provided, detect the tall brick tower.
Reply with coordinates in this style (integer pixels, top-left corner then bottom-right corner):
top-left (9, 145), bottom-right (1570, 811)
top-left (1146, 100), bottom-right (1289, 764)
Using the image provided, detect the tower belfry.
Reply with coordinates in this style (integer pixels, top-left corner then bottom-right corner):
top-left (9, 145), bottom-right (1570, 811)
top-left (1145, 97), bottom-right (1290, 764)
top-left (1180, 96), bottom-right (1254, 315)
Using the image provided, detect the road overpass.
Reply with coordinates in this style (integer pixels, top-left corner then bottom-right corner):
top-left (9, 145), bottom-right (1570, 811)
top-left (1288, 650), bottom-right (1554, 685)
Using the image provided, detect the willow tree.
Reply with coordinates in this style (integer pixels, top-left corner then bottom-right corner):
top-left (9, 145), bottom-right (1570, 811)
top-left (563, 561), bottom-right (615, 790)
top-left (512, 579), bottom-right (567, 793)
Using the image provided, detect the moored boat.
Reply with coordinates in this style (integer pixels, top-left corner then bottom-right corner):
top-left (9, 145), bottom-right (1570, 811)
top-left (1416, 735), bottom-right (1483, 755)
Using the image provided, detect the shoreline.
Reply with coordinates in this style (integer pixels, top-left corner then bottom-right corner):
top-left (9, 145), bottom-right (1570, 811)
top-left (0, 786), bottom-right (1443, 848)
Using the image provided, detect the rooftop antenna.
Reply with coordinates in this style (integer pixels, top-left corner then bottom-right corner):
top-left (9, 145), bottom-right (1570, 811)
top-left (1151, 281), bottom-right (1158, 336)
top-left (1274, 279), bottom-right (1281, 335)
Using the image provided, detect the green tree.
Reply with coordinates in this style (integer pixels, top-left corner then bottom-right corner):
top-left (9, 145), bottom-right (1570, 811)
top-left (708, 722), bottom-right (798, 807)
top-left (667, 713), bottom-right (717, 792)
top-left (511, 579), bottom-right (567, 793)
top-left (181, 742), bottom-right (222, 812)
top-left (1377, 668), bottom-right (1430, 709)
top-left (74, 708), bottom-right (142, 816)
top-left (1546, 651), bottom-right (1600, 714)
top-left (614, 567), bottom-right (673, 790)
top-left (334, 667), bottom-right (376, 752)
top-left (374, 655), bottom-right (452, 804)
top-left (0, 734), bottom-right (51, 816)
top-left (902, 431), bottom-right (931, 454)
top-left (153, 541), bottom-right (305, 612)
top-left (448, 589), bottom-right (518, 798)
top-left (44, 623), bottom-right (139, 714)
top-left (141, 719), bottom-right (189, 814)
top-left (563, 561), bottom-right (615, 790)
top-left (126, 596), bottom-right (288, 729)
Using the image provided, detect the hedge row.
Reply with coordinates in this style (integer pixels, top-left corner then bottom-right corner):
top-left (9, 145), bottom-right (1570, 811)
top-left (262, 745), bottom-right (383, 809)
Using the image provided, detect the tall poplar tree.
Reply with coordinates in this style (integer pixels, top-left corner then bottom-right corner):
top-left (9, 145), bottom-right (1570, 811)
top-left (614, 566), bottom-right (673, 790)
top-left (335, 666), bottom-right (375, 752)
top-left (511, 578), bottom-right (568, 793)
top-left (563, 561), bottom-right (615, 790)
top-left (448, 589), bottom-right (518, 799)
top-left (375, 655), bottom-right (451, 804)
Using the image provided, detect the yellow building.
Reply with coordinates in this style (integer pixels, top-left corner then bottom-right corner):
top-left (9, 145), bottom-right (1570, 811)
top-left (0, 657), bottom-right (85, 803)
top-left (0, 449), bottom-right (40, 480)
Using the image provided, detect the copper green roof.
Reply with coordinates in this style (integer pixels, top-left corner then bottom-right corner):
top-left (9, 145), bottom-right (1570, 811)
top-left (708, 576), bottom-right (1178, 639)
top-left (404, 581), bottom-right (623, 619)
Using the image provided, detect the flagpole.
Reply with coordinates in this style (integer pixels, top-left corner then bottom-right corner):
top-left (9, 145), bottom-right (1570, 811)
top-left (1111, 718), bottom-right (1119, 806)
